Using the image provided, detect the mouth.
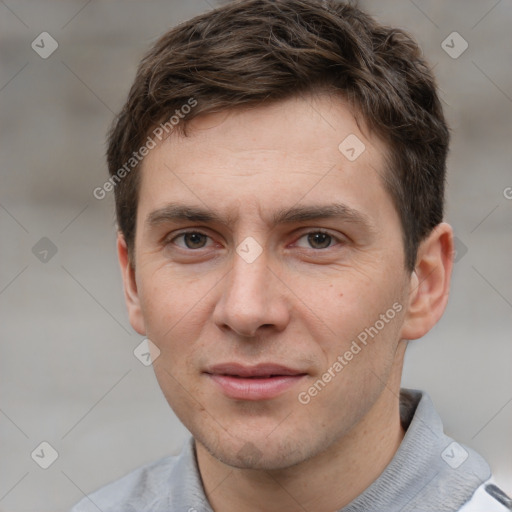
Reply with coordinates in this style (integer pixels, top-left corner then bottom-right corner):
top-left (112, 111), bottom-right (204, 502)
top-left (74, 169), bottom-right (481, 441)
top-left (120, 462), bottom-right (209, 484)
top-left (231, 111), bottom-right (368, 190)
top-left (204, 363), bottom-right (308, 401)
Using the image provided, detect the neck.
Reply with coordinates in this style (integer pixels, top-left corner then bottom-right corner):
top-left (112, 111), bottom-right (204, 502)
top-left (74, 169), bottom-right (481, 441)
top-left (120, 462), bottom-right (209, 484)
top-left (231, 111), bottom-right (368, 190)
top-left (196, 384), bottom-right (405, 512)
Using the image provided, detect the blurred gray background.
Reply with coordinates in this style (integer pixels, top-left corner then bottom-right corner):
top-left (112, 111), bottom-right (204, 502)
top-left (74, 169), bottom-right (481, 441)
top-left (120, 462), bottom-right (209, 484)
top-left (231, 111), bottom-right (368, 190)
top-left (1, 1), bottom-right (511, 510)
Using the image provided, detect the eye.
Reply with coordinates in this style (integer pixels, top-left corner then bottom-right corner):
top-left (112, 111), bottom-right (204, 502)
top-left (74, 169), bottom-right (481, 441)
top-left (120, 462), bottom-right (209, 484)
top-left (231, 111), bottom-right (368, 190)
top-left (295, 231), bottom-right (340, 250)
top-left (171, 231), bottom-right (213, 250)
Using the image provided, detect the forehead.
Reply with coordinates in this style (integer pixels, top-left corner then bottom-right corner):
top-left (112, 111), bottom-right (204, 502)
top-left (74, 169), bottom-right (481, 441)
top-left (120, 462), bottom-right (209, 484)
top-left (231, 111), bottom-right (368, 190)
top-left (137, 93), bottom-right (393, 227)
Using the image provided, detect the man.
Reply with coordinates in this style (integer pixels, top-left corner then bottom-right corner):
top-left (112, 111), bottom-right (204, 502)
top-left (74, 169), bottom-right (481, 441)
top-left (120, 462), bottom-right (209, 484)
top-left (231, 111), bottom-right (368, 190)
top-left (74, 0), bottom-right (511, 510)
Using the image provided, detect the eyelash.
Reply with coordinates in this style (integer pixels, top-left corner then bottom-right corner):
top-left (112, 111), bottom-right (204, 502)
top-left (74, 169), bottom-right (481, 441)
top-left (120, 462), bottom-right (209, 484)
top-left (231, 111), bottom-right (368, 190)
top-left (167, 229), bottom-right (344, 251)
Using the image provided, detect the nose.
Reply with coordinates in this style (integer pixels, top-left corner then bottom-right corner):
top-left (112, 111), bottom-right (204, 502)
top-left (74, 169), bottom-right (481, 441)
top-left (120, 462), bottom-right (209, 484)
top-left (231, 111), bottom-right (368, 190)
top-left (212, 248), bottom-right (290, 338)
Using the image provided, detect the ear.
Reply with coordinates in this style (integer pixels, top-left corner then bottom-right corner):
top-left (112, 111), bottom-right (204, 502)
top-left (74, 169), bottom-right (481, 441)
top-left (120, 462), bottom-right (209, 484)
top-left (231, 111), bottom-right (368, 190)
top-left (117, 232), bottom-right (146, 335)
top-left (400, 222), bottom-right (454, 341)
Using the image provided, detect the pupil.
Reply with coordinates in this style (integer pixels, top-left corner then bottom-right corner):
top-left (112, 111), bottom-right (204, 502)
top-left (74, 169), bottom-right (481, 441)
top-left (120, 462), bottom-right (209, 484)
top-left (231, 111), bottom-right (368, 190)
top-left (185, 233), bottom-right (206, 249)
top-left (308, 232), bottom-right (331, 249)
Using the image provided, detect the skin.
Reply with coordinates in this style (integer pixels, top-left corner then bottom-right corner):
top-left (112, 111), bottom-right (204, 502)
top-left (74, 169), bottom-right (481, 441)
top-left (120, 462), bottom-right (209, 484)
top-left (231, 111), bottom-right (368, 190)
top-left (117, 93), bottom-right (454, 512)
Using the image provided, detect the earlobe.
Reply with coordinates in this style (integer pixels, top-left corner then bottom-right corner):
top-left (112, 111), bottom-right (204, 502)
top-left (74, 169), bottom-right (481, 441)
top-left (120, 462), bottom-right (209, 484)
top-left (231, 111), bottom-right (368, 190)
top-left (399, 223), bottom-right (454, 341)
top-left (117, 233), bottom-right (146, 335)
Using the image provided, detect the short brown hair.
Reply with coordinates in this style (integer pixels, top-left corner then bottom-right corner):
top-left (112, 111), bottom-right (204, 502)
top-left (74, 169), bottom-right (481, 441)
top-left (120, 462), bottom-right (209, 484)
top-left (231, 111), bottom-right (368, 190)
top-left (106, 0), bottom-right (449, 271)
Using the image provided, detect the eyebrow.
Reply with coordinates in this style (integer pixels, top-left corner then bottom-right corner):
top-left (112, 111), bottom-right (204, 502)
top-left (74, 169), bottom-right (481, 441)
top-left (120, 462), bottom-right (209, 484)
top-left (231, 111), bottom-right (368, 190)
top-left (145, 202), bottom-right (374, 232)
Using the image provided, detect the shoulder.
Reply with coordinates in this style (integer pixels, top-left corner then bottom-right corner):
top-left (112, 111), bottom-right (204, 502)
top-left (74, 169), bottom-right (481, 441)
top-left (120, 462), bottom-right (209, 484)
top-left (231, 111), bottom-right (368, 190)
top-left (69, 454), bottom-right (180, 512)
top-left (458, 479), bottom-right (512, 512)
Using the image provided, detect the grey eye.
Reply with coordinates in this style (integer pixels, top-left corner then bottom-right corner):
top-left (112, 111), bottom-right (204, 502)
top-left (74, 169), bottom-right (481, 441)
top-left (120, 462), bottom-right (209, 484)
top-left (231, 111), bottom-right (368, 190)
top-left (174, 232), bottom-right (211, 249)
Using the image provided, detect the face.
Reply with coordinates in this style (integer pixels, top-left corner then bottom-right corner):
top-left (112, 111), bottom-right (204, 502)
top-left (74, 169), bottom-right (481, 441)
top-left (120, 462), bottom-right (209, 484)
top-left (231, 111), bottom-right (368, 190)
top-left (121, 94), bottom-right (416, 470)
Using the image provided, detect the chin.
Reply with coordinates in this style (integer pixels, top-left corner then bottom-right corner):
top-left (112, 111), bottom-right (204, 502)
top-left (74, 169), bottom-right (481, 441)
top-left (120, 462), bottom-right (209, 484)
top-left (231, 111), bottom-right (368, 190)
top-left (194, 424), bottom-right (329, 471)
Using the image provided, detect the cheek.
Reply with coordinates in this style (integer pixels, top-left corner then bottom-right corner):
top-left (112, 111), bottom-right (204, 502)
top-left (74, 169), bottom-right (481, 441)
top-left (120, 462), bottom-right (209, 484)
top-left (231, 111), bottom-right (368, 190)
top-left (293, 267), bottom-right (406, 364)
top-left (137, 269), bottom-right (222, 397)
top-left (292, 270), bottom-right (382, 335)
top-left (151, 354), bottom-right (208, 431)
top-left (138, 266), bottom-right (216, 340)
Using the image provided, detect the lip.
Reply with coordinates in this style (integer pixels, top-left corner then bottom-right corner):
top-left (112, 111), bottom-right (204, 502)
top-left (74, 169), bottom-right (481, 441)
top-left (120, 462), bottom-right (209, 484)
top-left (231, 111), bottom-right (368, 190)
top-left (204, 363), bottom-right (308, 401)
